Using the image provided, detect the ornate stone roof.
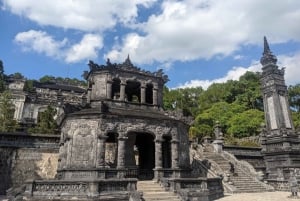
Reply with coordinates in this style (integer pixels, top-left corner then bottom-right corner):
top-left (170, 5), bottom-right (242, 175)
top-left (83, 57), bottom-right (169, 83)
top-left (260, 36), bottom-right (278, 66)
top-left (34, 81), bottom-right (86, 93)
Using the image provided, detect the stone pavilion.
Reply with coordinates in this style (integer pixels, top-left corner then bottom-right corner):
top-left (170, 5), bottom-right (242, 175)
top-left (23, 57), bottom-right (223, 201)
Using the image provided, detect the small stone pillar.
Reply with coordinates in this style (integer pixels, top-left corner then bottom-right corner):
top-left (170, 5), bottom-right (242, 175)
top-left (154, 138), bottom-right (163, 180)
top-left (117, 136), bottom-right (127, 168)
top-left (153, 84), bottom-right (158, 105)
top-left (97, 135), bottom-right (108, 167)
top-left (213, 121), bottom-right (224, 153)
top-left (120, 80), bottom-right (126, 101)
top-left (259, 124), bottom-right (267, 152)
top-left (171, 139), bottom-right (179, 169)
top-left (140, 83), bottom-right (146, 104)
top-left (106, 80), bottom-right (112, 99)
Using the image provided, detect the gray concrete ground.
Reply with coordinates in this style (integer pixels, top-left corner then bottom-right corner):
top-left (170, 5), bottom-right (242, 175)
top-left (0, 192), bottom-right (298, 201)
top-left (216, 192), bottom-right (298, 201)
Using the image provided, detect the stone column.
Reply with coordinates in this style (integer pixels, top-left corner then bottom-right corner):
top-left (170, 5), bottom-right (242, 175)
top-left (117, 136), bottom-right (127, 168)
top-left (106, 80), bottom-right (112, 99)
top-left (120, 80), bottom-right (126, 101)
top-left (140, 82), bottom-right (146, 104)
top-left (153, 85), bottom-right (158, 105)
top-left (171, 139), bottom-right (179, 169)
top-left (154, 138), bottom-right (163, 180)
top-left (155, 139), bottom-right (163, 168)
top-left (97, 135), bottom-right (108, 167)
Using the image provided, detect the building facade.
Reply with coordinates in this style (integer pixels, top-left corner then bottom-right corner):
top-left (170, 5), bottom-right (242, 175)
top-left (5, 76), bottom-right (86, 129)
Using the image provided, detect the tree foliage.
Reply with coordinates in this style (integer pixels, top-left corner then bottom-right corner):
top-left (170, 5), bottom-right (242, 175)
top-left (227, 109), bottom-right (264, 137)
top-left (28, 106), bottom-right (58, 134)
top-left (0, 91), bottom-right (17, 132)
top-left (288, 84), bottom-right (300, 112)
top-left (163, 71), bottom-right (266, 142)
top-left (0, 60), bottom-right (5, 92)
top-left (163, 86), bottom-right (203, 116)
top-left (39, 75), bottom-right (87, 87)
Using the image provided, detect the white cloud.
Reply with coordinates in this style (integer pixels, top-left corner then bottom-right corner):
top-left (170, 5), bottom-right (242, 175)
top-left (14, 30), bottom-right (103, 63)
top-left (278, 52), bottom-right (300, 86)
top-left (176, 63), bottom-right (261, 89)
top-left (233, 55), bottom-right (244, 60)
top-left (65, 34), bottom-right (103, 63)
top-left (14, 30), bottom-right (67, 58)
top-left (106, 0), bottom-right (300, 64)
top-left (176, 52), bottom-right (300, 89)
top-left (2, 0), bottom-right (156, 31)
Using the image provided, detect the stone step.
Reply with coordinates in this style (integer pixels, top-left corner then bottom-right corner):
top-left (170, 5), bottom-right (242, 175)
top-left (137, 181), bottom-right (181, 201)
top-left (202, 149), bottom-right (271, 193)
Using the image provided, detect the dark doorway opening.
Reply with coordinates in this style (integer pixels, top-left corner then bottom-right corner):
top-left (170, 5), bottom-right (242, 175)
top-left (135, 132), bottom-right (155, 180)
top-left (162, 136), bottom-right (171, 168)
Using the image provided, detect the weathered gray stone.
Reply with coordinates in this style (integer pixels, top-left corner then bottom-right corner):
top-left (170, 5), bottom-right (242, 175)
top-left (260, 37), bottom-right (300, 189)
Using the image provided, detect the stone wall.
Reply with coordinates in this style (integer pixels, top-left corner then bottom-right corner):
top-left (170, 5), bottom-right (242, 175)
top-left (223, 145), bottom-right (265, 172)
top-left (0, 133), bottom-right (59, 195)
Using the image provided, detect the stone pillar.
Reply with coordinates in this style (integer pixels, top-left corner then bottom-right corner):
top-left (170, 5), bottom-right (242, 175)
top-left (153, 86), bottom-right (158, 105)
top-left (140, 82), bottom-right (146, 104)
top-left (106, 80), bottom-right (112, 99)
top-left (154, 138), bottom-right (163, 180)
top-left (171, 139), bottom-right (179, 168)
top-left (97, 135), bottom-right (108, 167)
top-left (120, 80), bottom-right (126, 101)
top-left (117, 136), bottom-right (127, 168)
top-left (155, 139), bottom-right (163, 168)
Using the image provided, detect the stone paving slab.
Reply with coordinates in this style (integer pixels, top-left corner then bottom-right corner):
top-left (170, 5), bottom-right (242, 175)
top-left (0, 192), bottom-right (298, 201)
top-left (216, 192), bottom-right (297, 201)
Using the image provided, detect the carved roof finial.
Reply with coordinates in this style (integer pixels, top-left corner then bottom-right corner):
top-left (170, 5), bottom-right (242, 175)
top-left (124, 54), bottom-right (131, 64)
top-left (263, 36), bottom-right (271, 54)
top-left (122, 54), bottom-right (135, 69)
top-left (260, 36), bottom-right (277, 66)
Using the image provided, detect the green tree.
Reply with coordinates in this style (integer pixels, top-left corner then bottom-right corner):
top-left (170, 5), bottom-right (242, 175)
top-left (0, 91), bottom-right (17, 132)
top-left (193, 102), bottom-right (246, 139)
top-left (24, 80), bottom-right (35, 92)
top-left (29, 106), bottom-right (58, 134)
top-left (39, 75), bottom-right (87, 87)
top-left (288, 84), bottom-right (300, 113)
top-left (227, 109), bottom-right (264, 138)
top-left (11, 72), bottom-right (24, 79)
top-left (0, 60), bottom-right (5, 92)
top-left (163, 86), bottom-right (203, 116)
top-left (235, 71), bottom-right (263, 110)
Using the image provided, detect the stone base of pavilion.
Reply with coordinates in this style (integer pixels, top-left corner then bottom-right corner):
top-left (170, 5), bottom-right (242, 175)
top-left (23, 178), bottom-right (140, 201)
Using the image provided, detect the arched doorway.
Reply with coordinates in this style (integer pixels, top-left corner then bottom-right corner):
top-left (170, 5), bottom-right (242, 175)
top-left (133, 132), bottom-right (155, 180)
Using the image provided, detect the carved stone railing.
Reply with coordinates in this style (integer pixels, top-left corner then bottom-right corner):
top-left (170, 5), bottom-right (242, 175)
top-left (24, 179), bottom-right (141, 200)
top-left (190, 146), bottom-right (237, 194)
top-left (155, 168), bottom-right (191, 180)
top-left (106, 99), bottom-right (159, 111)
top-left (59, 168), bottom-right (139, 180)
top-left (221, 151), bottom-right (274, 191)
top-left (160, 178), bottom-right (223, 201)
top-left (0, 132), bottom-right (59, 149)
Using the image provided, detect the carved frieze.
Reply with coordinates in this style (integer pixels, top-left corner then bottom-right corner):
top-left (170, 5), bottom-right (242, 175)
top-left (33, 183), bottom-right (88, 193)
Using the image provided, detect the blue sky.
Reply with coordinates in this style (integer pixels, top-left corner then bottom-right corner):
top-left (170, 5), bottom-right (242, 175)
top-left (1, 0), bottom-right (300, 89)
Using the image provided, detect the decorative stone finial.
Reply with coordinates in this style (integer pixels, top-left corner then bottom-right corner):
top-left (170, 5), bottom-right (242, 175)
top-left (260, 36), bottom-right (277, 66)
top-left (123, 54), bottom-right (132, 65)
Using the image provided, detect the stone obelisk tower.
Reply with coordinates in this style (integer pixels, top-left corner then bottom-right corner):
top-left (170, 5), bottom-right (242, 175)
top-left (260, 37), bottom-right (300, 186)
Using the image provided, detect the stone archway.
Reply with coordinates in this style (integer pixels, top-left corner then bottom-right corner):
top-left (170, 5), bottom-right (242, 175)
top-left (128, 132), bottom-right (155, 180)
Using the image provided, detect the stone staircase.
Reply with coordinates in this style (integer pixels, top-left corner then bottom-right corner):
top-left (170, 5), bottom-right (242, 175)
top-left (201, 145), bottom-right (273, 193)
top-left (137, 181), bottom-right (181, 201)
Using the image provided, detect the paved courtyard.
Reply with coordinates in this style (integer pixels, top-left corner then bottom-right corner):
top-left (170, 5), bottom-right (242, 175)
top-left (0, 191), bottom-right (298, 201)
top-left (216, 192), bottom-right (297, 201)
